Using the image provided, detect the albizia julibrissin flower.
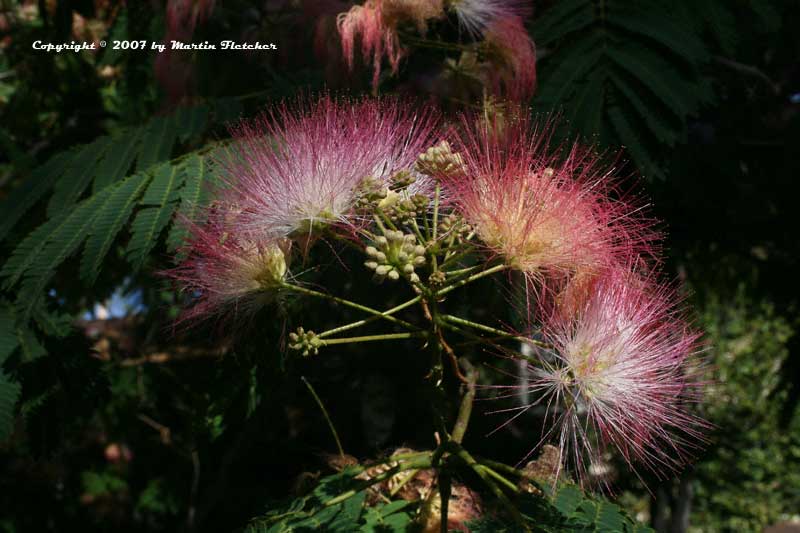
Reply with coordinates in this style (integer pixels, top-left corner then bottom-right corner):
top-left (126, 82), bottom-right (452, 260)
top-left (482, 15), bottom-right (537, 100)
top-left (166, 210), bottom-right (292, 325)
top-left (448, 0), bottom-right (529, 37)
top-left (438, 114), bottom-right (659, 289)
top-left (337, 0), bottom-right (444, 89)
top-left (505, 267), bottom-right (707, 482)
top-left (215, 95), bottom-right (439, 239)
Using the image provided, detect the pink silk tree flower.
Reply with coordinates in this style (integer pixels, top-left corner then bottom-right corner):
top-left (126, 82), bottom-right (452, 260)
top-left (439, 114), bottom-right (659, 291)
top-left (166, 208), bottom-right (292, 325)
top-left (482, 15), bottom-right (537, 101)
top-left (511, 267), bottom-right (707, 483)
top-left (215, 95), bottom-right (439, 241)
top-left (337, 0), bottom-right (445, 89)
top-left (448, 0), bottom-right (529, 37)
top-left (337, 0), bottom-right (405, 90)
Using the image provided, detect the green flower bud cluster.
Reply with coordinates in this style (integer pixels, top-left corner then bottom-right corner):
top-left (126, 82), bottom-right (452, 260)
top-left (415, 140), bottom-right (465, 177)
top-left (354, 176), bottom-right (389, 210)
top-left (438, 213), bottom-right (471, 239)
top-left (288, 327), bottom-right (322, 357)
top-left (364, 230), bottom-right (426, 283)
top-left (380, 192), bottom-right (429, 225)
top-left (388, 170), bottom-right (417, 191)
top-left (428, 270), bottom-right (447, 287)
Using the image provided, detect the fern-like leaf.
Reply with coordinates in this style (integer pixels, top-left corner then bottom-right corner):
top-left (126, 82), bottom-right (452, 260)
top-left (530, 0), bottom-right (591, 46)
top-left (175, 106), bottom-right (209, 142)
top-left (0, 369), bottom-right (21, 442)
top-left (126, 163), bottom-right (185, 269)
top-left (533, 0), bottom-right (714, 178)
top-left (0, 302), bottom-right (18, 363)
top-left (605, 7), bottom-right (708, 63)
top-left (80, 173), bottom-right (150, 282)
top-left (608, 105), bottom-right (662, 178)
top-left (47, 136), bottom-right (113, 216)
top-left (32, 302), bottom-right (72, 338)
top-left (166, 155), bottom-right (210, 252)
top-left (92, 128), bottom-right (142, 192)
top-left (14, 189), bottom-right (112, 319)
top-left (606, 46), bottom-right (694, 117)
top-left (570, 71), bottom-right (607, 141)
top-left (136, 116), bottom-right (178, 171)
top-left (608, 71), bottom-right (680, 146)
top-left (536, 35), bottom-right (605, 106)
top-left (16, 326), bottom-right (46, 363)
top-left (0, 152), bottom-right (71, 243)
top-left (1, 210), bottom-right (71, 289)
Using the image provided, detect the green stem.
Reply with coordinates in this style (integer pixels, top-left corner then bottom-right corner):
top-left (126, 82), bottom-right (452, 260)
top-left (400, 34), bottom-right (470, 52)
top-left (440, 245), bottom-right (477, 268)
top-left (432, 184), bottom-right (441, 242)
top-left (439, 473), bottom-right (451, 533)
top-left (282, 283), bottom-right (418, 331)
top-left (431, 184), bottom-right (441, 273)
top-left (410, 218), bottom-right (426, 244)
top-left (389, 469), bottom-right (420, 497)
top-left (440, 314), bottom-right (551, 348)
top-left (301, 377), bottom-right (344, 459)
top-left (323, 453), bottom-right (432, 508)
top-left (438, 321), bottom-right (544, 365)
top-left (451, 358), bottom-right (477, 444)
top-left (451, 446), bottom-right (528, 530)
top-left (442, 265), bottom-right (480, 278)
top-left (374, 209), bottom-right (398, 232)
top-left (372, 213), bottom-right (388, 234)
top-left (475, 457), bottom-right (526, 479)
top-left (317, 295), bottom-right (422, 338)
top-left (321, 332), bottom-right (426, 346)
top-left (436, 263), bottom-right (509, 297)
top-left (476, 465), bottom-right (519, 493)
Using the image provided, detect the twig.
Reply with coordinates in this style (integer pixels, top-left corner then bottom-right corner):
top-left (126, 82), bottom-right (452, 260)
top-left (301, 376), bottom-right (345, 459)
top-left (451, 358), bottom-right (477, 443)
top-left (137, 414), bottom-right (172, 445)
top-left (713, 56), bottom-right (780, 94)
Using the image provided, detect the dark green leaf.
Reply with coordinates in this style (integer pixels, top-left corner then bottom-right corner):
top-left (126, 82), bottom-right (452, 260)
top-left (0, 370), bottom-right (21, 442)
top-left (126, 163), bottom-right (184, 269)
top-left (81, 173), bottom-right (150, 282)
top-left (0, 152), bottom-right (70, 243)
top-left (48, 136), bottom-right (113, 216)
top-left (92, 128), bottom-right (142, 192)
top-left (136, 116), bottom-right (178, 171)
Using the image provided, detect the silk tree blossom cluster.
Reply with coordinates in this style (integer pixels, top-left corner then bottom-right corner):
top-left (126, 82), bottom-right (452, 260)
top-left (437, 114), bottom-right (705, 482)
top-left (167, 94), bottom-right (706, 486)
top-left (168, 95), bottom-right (438, 324)
top-left (216, 96), bottom-right (438, 239)
top-left (438, 114), bottom-right (659, 293)
top-left (334, 0), bottom-right (536, 99)
top-left (167, 206), bottom-right (291, 324)
top-left (525, 267), bottom-right (707, 482)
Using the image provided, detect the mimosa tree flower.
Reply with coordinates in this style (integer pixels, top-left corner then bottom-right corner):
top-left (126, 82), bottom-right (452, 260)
top-left (337, 0), bottom-right (444, 89)
top-left (215, 95), bottom-right (439, 241)
top-left (511, 267), bottom-right (707, 481)
top-left (448, 0), bottom-right (528, 37)
top-left (439, 114), bottom-right (658, 289)
top-left (482, 15), bottom-right (537, 100)
top-left (167, 210), bottom-right (292, 325)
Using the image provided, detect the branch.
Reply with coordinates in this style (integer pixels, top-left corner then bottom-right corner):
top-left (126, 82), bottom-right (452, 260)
top-left (451, 358), bottom-right (477, 444)
top-left (713, 55), bottom-right (780, 94)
